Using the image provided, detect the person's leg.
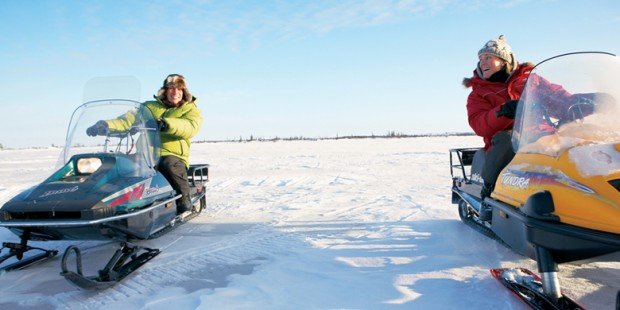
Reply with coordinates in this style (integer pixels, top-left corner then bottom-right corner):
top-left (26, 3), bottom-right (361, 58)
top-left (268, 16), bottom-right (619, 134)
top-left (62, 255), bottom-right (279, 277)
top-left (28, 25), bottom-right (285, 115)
top-left (481, 131), bottom-right (515, 198)
top-left (159, 155), bottom-right (192, 213)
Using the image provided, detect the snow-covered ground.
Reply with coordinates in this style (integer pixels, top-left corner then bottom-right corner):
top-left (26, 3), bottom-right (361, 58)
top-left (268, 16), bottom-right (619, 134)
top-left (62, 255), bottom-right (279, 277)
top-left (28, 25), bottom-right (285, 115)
top-left (0, 136), bottom-right (618, 309)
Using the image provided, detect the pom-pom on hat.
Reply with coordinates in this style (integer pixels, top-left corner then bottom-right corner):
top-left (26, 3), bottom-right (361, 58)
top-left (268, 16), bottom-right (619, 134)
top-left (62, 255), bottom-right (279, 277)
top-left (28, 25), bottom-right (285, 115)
top-left (156, 74), bottom-right (193, 105)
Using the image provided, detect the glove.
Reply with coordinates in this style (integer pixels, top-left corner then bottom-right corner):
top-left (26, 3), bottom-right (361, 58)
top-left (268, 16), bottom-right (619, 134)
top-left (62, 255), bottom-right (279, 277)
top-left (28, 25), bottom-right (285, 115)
top-left (594, 92), bottom-right (616, 108)
top-left (496, 100), bottom-right (519, 119)
top-left (570, 92), bottom-right (616, 108)
top-left (86, 120), bottom-right (109, 136)
top-left (144, 119), bottom-right (158, 130)
top-left (143, 119), bottom-right (168, 131)
top-left (157, 119), bottom-right (169, 132)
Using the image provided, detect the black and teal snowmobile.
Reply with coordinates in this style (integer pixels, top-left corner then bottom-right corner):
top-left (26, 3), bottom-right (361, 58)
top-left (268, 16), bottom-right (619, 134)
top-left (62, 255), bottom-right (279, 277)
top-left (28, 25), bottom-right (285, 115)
top-left (0, 77), bottom-right (209, 290)
top-left (451, 52), bottom-right (620, 309)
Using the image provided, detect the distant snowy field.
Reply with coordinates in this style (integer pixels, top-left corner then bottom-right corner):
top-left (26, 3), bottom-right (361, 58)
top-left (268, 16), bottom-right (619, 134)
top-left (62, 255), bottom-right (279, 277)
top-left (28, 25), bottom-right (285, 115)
top-left (0, 137), bottom-right (618, 309)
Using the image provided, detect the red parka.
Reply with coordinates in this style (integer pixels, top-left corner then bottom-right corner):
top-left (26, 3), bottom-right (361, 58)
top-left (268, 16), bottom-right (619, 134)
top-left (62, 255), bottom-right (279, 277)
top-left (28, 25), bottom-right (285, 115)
top-left (463, 63), bottom-right (534, 150)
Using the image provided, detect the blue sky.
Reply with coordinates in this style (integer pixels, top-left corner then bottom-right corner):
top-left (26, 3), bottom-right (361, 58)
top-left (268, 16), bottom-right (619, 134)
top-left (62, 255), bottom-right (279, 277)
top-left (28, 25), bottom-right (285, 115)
top-left (1, 0), bottom-right (619, 148)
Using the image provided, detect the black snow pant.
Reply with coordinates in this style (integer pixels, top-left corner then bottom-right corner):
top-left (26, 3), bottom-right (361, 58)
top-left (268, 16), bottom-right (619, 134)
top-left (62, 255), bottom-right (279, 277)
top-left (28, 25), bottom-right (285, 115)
top-left (481, 131), bottom-right (515, 194)
top-left (159, 155), bottom-right (191, 213)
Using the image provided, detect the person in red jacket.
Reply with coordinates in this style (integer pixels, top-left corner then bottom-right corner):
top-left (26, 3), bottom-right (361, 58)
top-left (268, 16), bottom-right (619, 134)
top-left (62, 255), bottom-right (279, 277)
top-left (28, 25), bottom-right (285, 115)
top-left (463, 35), bottom-right (534, 198)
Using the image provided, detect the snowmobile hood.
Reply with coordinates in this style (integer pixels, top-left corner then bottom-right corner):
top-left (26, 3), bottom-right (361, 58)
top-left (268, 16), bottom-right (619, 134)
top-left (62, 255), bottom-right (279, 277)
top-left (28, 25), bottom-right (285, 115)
top-left (494, 52), bottom-right (620, 234)
top-left (1, 154), bottom-right (147, 220)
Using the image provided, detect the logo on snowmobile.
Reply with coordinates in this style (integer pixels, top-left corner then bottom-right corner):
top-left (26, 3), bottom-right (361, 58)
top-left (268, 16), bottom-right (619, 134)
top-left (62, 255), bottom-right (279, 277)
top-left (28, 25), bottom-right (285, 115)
top-left (471, 173), bottom-right (484, 183)
top-left (501, 174), bottom-right (530, 189)
top-left (145, 186), bottom-right (160, 195)
top-left (507, 169), bottom-right (596, 195)
top-left (39, 185), bottom-right (79, 198)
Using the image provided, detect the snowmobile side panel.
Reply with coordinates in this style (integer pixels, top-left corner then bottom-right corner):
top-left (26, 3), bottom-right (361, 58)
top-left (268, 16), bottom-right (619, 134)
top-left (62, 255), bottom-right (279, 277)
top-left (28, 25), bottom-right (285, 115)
top-left (486, 198), bottom-right (537, 259)
top-left (495, 152), bottom-right (620, 234)
top-left (1, 195), bottom-right (179, 241)
top-left (525, 213), bottom-right (620, 263)
top-left (487, 195), bottom-right (620, 263)
top-left (0, 195), bottom-right (178, 228)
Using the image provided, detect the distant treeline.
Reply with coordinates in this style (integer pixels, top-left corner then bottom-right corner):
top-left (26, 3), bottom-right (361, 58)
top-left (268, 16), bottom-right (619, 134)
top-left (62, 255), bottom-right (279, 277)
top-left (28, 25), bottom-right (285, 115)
top-left (194, 132), bottom-right (476, 144)
top-left (0, 132), bottom-right (476, 150)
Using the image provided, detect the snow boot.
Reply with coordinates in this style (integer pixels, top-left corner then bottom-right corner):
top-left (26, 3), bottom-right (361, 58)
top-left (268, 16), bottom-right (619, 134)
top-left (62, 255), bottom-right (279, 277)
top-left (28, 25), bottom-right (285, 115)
top-left (480, 182), bottom-right (494, 200)
top-left (479, 182), bottom-right (494, 221)
top-left (176, 196), bottom-right (192, 214)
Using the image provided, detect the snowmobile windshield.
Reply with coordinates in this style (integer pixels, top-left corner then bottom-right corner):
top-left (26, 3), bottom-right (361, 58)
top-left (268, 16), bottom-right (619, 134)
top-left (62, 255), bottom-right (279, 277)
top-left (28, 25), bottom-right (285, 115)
top-left (513, 52), bottom-right (620, 157)
top-left (58, 77), bottom-right (161, 177)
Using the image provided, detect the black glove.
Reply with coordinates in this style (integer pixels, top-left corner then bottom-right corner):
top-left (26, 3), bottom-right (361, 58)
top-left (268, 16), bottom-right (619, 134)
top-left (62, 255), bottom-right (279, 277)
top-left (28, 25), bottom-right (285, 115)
top-left (496, 100), bottom-right (519, 119)
top-left (144, 119), bottom-right (158, 130)
top-left (593, 92), bottom-right (616, 107)
top-left (157, 119), bottom-right (169, 132)
top-left (86, 120), bottom-right (109, 136)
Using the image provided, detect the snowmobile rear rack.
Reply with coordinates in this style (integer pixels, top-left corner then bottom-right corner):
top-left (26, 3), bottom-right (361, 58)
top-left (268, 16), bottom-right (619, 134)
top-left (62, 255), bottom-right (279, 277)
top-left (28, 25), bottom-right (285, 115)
top-left (188, 164), bottom-right (209, 185)
top-left (60, 242), bottom-right (160, 290)
top-left (449, 147), bottom-right (481, 180)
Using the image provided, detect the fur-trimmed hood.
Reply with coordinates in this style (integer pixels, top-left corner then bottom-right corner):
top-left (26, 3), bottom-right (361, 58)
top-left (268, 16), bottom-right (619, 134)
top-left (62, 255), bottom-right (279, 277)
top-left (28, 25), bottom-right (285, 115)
top-left (463, 62), bottom-right (535, 88)
top-left (156, 74), bottom-right (193, 106)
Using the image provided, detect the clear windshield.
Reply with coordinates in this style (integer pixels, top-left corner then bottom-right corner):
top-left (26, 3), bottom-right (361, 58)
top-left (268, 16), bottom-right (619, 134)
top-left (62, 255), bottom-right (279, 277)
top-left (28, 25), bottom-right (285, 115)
top-left (513, 52), bottom-right (620, 156)
top-left (58, 77), bottom-right (161, 177)
top-left (58, 101), bottom-right (161, 177)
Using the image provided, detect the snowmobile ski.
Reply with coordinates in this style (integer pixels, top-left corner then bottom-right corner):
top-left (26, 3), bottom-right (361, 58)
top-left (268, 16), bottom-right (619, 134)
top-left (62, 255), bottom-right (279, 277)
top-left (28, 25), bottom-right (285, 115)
top-left (490, 268), bottom-right (583, 310)
top-left (0, 241), bottom-right (58, 272)
top-left (60, 242), bottom-right (160, 290)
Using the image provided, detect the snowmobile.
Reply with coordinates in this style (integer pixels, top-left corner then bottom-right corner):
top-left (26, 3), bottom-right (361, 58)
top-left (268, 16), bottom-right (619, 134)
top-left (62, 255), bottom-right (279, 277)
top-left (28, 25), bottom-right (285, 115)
top-left (451, 52), bottom-right (620, 309)
top-left (0, 77), bottom-right (209, 290)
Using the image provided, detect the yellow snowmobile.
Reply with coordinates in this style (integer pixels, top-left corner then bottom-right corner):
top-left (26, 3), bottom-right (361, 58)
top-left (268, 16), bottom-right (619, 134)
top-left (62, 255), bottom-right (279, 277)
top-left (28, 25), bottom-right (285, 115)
top-left (451, 52), bottom-right (620, 309)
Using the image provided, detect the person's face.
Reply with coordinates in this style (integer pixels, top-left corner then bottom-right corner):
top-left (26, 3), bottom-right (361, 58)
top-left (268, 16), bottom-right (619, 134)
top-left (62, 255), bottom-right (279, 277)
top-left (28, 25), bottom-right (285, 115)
top-left (478, 54), bottom-right (505, 79)
top-left (166, 87), bottom-right (183, 106)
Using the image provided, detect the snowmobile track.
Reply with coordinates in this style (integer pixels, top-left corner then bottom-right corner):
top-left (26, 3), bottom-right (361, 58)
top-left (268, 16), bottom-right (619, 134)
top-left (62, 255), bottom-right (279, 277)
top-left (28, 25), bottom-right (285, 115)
top-left (460, 211), bottom-right (510, 249)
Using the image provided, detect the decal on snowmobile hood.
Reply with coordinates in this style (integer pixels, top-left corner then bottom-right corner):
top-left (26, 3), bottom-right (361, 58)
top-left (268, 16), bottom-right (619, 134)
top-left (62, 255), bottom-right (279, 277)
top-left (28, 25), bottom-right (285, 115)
top-left (501, 174), bottom-right (530, 189)
top-left (39, 186), bottom-right (79, 198)
top-left (504, 169), bottom-right (595, 194)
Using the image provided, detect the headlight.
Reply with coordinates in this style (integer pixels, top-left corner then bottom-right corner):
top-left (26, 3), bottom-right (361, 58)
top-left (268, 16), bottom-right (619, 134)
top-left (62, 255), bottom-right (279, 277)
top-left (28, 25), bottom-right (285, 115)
top-left (0, 210), bottom-right (11, 221)
top-left (76, 157), bottom-right (102, 174)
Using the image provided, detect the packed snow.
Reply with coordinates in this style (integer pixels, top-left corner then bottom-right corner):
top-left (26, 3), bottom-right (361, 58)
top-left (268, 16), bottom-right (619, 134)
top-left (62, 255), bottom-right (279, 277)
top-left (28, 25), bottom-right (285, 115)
top-left (0, 136), bottom-right (618, 309)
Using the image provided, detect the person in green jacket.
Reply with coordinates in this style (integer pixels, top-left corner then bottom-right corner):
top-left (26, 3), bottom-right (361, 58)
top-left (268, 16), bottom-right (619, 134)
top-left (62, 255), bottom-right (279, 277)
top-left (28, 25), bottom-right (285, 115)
top-left (87, 74), bottom-right (203, 214)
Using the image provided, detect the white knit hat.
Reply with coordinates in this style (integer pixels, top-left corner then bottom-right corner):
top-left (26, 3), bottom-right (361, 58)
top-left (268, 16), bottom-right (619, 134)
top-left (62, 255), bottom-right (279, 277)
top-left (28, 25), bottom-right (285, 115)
top-left (478, 35), bottom-right (513, 64)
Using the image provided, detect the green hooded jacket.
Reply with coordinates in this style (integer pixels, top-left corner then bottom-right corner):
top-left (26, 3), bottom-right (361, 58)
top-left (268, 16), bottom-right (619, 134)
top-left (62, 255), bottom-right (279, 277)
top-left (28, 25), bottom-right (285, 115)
top-left (105, 97), bottom-right (202, 167)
